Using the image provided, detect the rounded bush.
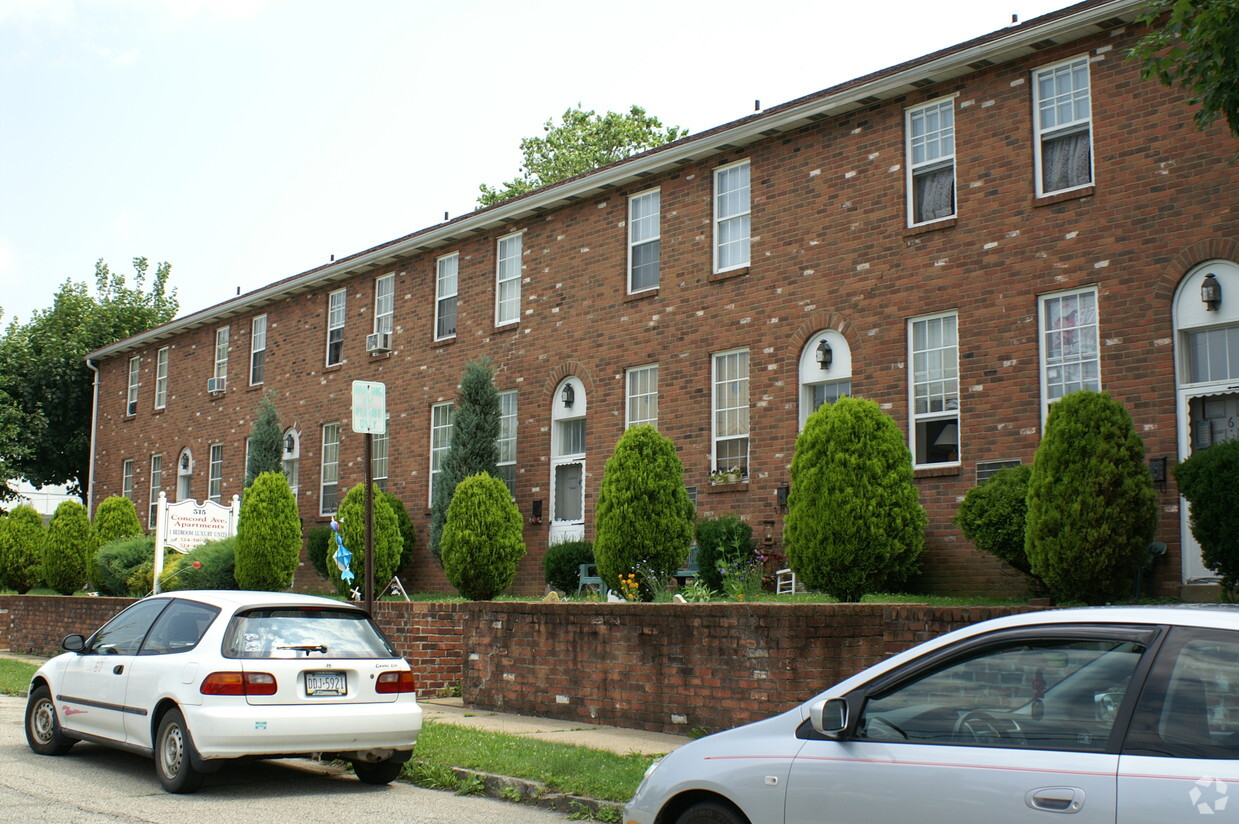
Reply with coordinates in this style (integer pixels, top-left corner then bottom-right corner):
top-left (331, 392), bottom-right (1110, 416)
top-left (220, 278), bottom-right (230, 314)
top-left (164, 536), bottom-right (237, 591)
top-left (1026, 390), bottom-right (1157, 605)
top-left (93, 496), bottom-right (143, 544)
top-left (234, 471), bottom-right (302, 592)
top-left (593, 425), bottom-right (695, 598)
top-left (0, 505), bottom-right (46, 593)
top-left (306, 525), bottom-right (332, 579)
top-left (695, 515), bottom-right (755, 593)
top-left (542, 540), bottom-right (594, 594)
top-left (43, 500), bottom-right (97, 595)
top-left (440, 472), bottom-right (526, 600)
top-left (329, 483), bottom-right (401, 598)
top-left (92, 535), bottom-right (156, 596)
top-left (953, 464), bottom-right (1042, 586)
top-left (1175, 438), bottom-right (1239, 594)
top-left (380, 490), bottom-right (418, 570)
top-left (785, 396), bottom-right (926, 602)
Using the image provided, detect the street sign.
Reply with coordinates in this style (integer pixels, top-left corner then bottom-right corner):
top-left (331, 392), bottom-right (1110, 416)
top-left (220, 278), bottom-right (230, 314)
top-left (351, 380), bottom-right (387, 434)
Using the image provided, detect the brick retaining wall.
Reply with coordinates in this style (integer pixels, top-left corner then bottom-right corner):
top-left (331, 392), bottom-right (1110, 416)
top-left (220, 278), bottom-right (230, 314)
top-left (1, 595), bottom-right (1034, 734)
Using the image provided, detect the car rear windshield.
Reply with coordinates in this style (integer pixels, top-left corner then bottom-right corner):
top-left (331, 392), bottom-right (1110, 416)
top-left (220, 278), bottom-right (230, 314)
top-left (223, 607), bottom-right (399, 659)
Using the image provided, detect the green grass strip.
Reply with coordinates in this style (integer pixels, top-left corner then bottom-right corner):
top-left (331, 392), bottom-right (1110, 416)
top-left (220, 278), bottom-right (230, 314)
top-left (0, 659), bottom-right (36, 697)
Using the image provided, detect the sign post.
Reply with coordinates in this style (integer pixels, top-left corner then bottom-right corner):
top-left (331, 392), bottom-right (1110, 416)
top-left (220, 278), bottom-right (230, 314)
top-left (352, 381), bottom-right (387, 614)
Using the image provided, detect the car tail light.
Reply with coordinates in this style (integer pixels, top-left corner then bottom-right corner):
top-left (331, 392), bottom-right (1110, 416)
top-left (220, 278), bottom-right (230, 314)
top-left (375, 670), bottom-right (416, 694)
top-left (200, 671), bottom-right (278, 696)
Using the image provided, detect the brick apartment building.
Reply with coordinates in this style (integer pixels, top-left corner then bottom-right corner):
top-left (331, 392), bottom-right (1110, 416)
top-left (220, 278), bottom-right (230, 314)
top-left (85, 0), bottom-right (1238, 599)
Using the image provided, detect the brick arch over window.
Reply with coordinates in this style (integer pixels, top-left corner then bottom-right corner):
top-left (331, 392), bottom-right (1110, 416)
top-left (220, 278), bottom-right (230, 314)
top-left (1155, 239), bottom-right (1239, 302)
top-left (542, 361), bottom-right (597, 400)
top-left (787, 312), bottom-right (858, 370)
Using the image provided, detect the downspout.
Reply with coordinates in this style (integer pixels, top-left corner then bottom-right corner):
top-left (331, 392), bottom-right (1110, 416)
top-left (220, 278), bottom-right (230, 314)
top-left (85, 357), bottom-right (100, 516)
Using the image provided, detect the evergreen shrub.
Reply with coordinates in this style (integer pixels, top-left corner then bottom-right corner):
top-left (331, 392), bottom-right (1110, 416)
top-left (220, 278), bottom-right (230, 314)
top-left (695, 515), bottom-right (755, 593)
top-left (1175, 438), bottom-right (1239, 594)
top-left (306, 525), bottom-right (332, 579)
top-left (1025, 390), bottom-right (1157, 604)
top-left (94, 496), bottom-right (143, 544)
top-left (593, 425), bottom-right (695, 599)
top-left (785, 396), bottom-right (926, 602)
top-left (380, 489), bottom-right (418, 570)
top-left (440, 472), bottom-right (525, 600)
top-left (543, 540), bottom-right (594, 594)
top-left (0, 505), bottom-right (45, 593)
top-left (329, 483), bottom-right (401, 597)
top-left (165, 536), bottom-right (238, 591)
top-left (43, 500), bottom-right (97, 595)
top-left (234, 471), bottom-right (302, 591)
top-left (430, 359), bottom-right (500, 561)
top-left (953, 464), bottom-right (1043, 589)
top-left (92, 535), bottom-right (156, 596)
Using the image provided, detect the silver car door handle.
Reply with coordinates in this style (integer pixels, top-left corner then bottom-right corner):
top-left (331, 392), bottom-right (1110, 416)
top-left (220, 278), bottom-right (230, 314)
top-left (1025, 787), bottom-right (1084, 813)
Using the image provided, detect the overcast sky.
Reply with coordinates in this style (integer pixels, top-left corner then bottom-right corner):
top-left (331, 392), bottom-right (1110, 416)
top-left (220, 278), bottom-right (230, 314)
top-left (1, 0), bottom-right (1087, 327)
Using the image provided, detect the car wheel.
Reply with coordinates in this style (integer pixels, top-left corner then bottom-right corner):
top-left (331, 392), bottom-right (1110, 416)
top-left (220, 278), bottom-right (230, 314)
top-left (676, 801), bottom-right (748, 824)
top-left (352, 757), bottom-right (405, 785)
top-left (25, 685), bottom-right (76, 756)
top-left (155, 708), bottom-right (205, 793)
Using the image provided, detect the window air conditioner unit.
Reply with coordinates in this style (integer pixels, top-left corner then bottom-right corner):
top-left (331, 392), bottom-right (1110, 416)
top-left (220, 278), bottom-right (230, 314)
top-left (366, 332), bottom-right (391, 353)
top-left (207, 377), bottom-right (226, 393)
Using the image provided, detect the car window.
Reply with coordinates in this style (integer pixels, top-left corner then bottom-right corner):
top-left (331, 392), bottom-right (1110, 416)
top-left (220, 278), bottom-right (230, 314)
top-left (140, 600), bottom-right (221, 655)
top-left (856, 636), bottom-right (1147, 752)
top-left (1125, 628), bottom-right (1239, 759)
top-left (88, 599), bottom-right (171, 656)
top-left (222, 607), bottom-right (398, 659)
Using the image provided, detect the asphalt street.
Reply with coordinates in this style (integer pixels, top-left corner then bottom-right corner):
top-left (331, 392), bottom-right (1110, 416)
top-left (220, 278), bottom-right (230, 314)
top-left (0, 695), bottom-right (568, 823)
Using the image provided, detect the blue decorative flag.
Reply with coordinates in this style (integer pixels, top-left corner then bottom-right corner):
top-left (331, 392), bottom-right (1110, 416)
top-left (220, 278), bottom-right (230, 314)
top-left (330, 518), bottom-right (354, 583)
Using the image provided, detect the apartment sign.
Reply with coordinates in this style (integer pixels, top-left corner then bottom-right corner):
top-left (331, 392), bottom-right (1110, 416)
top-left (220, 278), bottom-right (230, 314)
top-left (162, 498), bottom-right (236, 553)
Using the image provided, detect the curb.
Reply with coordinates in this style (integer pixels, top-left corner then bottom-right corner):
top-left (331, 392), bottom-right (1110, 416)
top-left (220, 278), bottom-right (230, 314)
top-left (448, 767), bottom-right (623, 820)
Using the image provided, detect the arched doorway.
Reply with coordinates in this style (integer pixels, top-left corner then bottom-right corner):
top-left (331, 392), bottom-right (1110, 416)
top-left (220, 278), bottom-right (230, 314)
top-left (549, 377), bottom-right (586, 545)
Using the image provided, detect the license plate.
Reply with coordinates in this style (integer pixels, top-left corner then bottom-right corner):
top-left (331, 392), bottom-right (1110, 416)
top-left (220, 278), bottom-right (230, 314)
top-left (305, 671), bottom-right (347, 696)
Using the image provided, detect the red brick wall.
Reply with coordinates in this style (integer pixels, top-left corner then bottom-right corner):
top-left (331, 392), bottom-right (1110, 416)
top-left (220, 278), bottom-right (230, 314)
top-left (88, 18), bottom-right (1238, 599)
top-left (0, 595), bottom-right (133, 656)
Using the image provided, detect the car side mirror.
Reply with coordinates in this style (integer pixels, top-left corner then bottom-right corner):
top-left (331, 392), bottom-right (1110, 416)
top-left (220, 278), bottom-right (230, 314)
top-left (810, 698), bottom-right (849, 738)
top-left (61, 634), bottom-right (86, 653)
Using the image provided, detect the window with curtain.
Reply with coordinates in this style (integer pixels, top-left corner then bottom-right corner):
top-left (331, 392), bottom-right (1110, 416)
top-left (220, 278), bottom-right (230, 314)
top-left (1034, 57), bottom-right (1092, 195)
top-left (907, 98), bottom-right (956, 224)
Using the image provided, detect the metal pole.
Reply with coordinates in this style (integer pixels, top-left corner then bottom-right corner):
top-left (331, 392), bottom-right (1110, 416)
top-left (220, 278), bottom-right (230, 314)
top-left (364, 432), bottom-right (374, 613)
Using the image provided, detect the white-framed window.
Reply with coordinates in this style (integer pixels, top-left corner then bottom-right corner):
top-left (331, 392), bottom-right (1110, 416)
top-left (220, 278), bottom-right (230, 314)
top-left (154, 347), bottom-right (168, 409)
top-left (326, 288), bottom-right (346, 366)
top-left (1039, 287), bottom-right (1100, 414)
top-left (177, 448), bottom-right (193, 502)
top-left (213, 327), bottom-right (229, 383)
top-left (282, 428), bottom-right (300, 494)
top-left (906, 98), bottom-right (956, 225)
top-left (372, 416), bottom-right (389, 492)
top-left (495, 232), bottom-right (522, 326)
top-left (250, 315), bottom-right (267, 386)
top-left (799, 331), bottom-right (853, 430)
top-left (149, 453), bottom-right (163, 527)
top-left (1033, 55), bottom-right (1093, 196)
top-left (713, 160), bottom-right (750, 273)
top-left (497, 390), bottom-right (518, 494)
top-left (712, 349), bottom-right (750, 475)
top-left (550, 377), bottom-right (587, 540)
top-left (320, 422), bottom-right (340, 515)
top-left (429, 402), bottom-right (454, 507)
top-left (909, 312), bottom-right (960, 467)
top-left (208, 443), bottom-right (223, 503)
top-left (435, 253), bottom-right (458, 340)
top-left (374, 273), bottom-right (394, 336)
top-left (121, 459), bottom-right (134, 500)
top-left (628, 189), bottom-right (660, 293)
top-left (126, 356), bottom-right (140, 416)
top-left (626, 364), bottom-right (659, 429)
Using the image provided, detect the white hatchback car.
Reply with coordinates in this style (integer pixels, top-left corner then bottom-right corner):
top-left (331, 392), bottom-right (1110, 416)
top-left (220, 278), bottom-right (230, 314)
top-left (24, 590), bottom-right (422, 793)
top-left (625, 605), bottom-right (1239, 824)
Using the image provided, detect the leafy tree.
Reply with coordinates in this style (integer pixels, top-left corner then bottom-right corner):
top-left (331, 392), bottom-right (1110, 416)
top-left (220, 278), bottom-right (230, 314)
top-left (92, 535), bottom-right (156, 597)
top-left (1174, 438), bottom-right (1239, 595)
top-left (695, 515), bottom-right (756, 594)
top-left (234, 471), bottom-right (302, 591)
top-left (0, 505), bottom-right (45, 592)
top-left (785, 397), bottom-right (926, 602)
top-left (94, 495), bottom-right (144, 544)
top-left (429, 359), bottom-right (500, 562)
top-left (440, 472), bottom-right (526, 600)
top-left (0, 257), bottom-right (177, 501)
top-left (478, 105), bottom-right (688, 207)
top-left (593, 425), bottom-right (695, 599)
top-left (379, 489), bottom-right (418, 570)
top-left (542, 539), bottom-right (594, 595)
top-left (329, 483), bottom-right (402, 597)
top-left (245, 392), bottom-right (284, 486)
top-left (43, 499), bottom-right (97, 595)
top-left (953, 464), bottom-right (1044, 591)
top-left (1131, 0), bottom-right (1239, 138)
top-left (1025, 391), bottom-right (1158, 605)
top-left (0, 389), bottom-right (29, 506)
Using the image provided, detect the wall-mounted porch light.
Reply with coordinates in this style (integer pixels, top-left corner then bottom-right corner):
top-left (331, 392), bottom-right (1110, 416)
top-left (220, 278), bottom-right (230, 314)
top-left (562, 383), bottom-right (575, 408)
top-left (1202, 273), bottom-right (1222, 311)
top-left (815, 339), bottom-right (833, 370)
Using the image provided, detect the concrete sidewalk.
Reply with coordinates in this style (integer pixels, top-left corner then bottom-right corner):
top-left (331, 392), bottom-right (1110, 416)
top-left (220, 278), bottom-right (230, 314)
top-left (2, 653), bottom-right (688, 757)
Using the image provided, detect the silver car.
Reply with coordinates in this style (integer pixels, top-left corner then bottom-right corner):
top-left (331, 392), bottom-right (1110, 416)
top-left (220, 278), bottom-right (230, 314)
top-left (625, 605), bottom-right (1239, 824)
top-left (25, 590), bottom-right (422, 793)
